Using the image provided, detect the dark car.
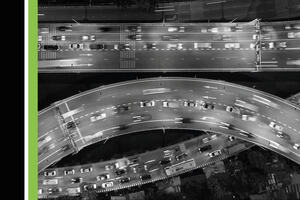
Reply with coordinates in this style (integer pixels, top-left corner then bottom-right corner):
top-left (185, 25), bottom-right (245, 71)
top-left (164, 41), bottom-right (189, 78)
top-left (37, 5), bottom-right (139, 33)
top-left (143, 43), bottom-right (156, 49)
top-left (115, 105), bottom-right (130, 113)
top-left (118, 124), bottom-right (130, 131)
top-left (66, 121), bottom-right (77, 129)
top-left (119, 177), bottom-right (130, 184)
top-left (161, 35), bottom-right (179, 41)
top-left (70, 177), bottom-right (82, 184)
top-left (115, 169), bottom-right (126, 176)
top-left (128, 34), bottom-right (142, 40)
top-left (89, 44), bottom-right (106, 50)
top-left (159, 158), bottom-right (171, 165)
top-left (175, 153), bottom-right (188, 161)
top-left (126, 25), bottom-right (141, 32)
top-left (47, 187), bottom-right (62, 194)
top-left (198, 145), bottom-right (212, 153)
top-left (140, 174), bottom-right (151, 181)
top-left (52, 35), bottom-right (66, 41)
top-left (98, 27), bottom-right (112, 32)
top-left (42, 45), bottom-right (60, 51)
top-left (56, 26), bottom-right (72, 32)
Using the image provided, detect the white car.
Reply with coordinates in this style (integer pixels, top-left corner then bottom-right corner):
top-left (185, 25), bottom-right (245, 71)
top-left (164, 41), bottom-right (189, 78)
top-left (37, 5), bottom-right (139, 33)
top-left (162, 101), bottom-right (180, 108)
top-left (44, 170), bottom-right (56, 177)
top-left (69, 43), bottom-right (84, 50)
top-left (64, 169), bottom-right (75, 175)
top-left (83, 184), bottom-right (97, 191)
top-left (208, 150), bottom-right (222, 157)
top-left (269, 121), bottom-right (283, 132)
top-left (43, 179), bottom-right (58, 185)
top-left (96, 174), bottom-right (110, 181)
top-left (38, 35), bottom-right (42, 42)
top-left (293, 143), bottom-right (300, 150)
top-left (90, 113), bottom-right (106, 122)
top-left (105, 164), bottom-right (114, 170)
top-left (226, 106), bottom-right (240, 114)
top-left (241, 115), bottom-right (256, 122)
top-left (80, 167), bottom-right (93, 173)
top-left (140, 100), bottom-right (155, 107)
top-left (194, 43), bottom-right (211, 49)
top-left (287, 32), bottom-right (300, 38)
top-left (167, 43), bottom-right (183, 50)
top-left (225, 43), bottom-right (240, 49)
top-left (102, 182), bottom-right (114, 188)
top-left (168, 26), bottom-right (184, 32)
top-left (38, 189), bottom-right (43, 195)
top-left (81, 35), bottom-right (96, 41)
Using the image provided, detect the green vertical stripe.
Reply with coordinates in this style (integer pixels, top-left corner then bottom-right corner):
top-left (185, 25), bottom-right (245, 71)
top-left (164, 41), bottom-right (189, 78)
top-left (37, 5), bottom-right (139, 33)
top-left (29, 0), bottom-right (37, 199)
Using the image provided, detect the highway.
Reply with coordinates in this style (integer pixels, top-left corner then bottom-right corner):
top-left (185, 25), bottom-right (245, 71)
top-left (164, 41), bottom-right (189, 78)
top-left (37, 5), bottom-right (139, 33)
top-left (38, 133), bottom-right (253, 198)
top-left (38, 77), bottom-right (300, 173)
top-left (38, 21), bottom-right (300, 72)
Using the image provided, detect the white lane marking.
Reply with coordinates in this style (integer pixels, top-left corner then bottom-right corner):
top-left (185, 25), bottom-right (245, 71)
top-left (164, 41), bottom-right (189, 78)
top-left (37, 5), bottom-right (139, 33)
top-left (144, 159), bottom-right (156, 164)
top-left (149, 168), bottom-right (159, 173)
top-left (38, 148), bottom-right (61, 164)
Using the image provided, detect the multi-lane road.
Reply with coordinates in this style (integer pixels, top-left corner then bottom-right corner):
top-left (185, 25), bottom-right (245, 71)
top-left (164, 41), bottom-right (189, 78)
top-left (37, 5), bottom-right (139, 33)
top-left (38, 21), bottom-right (300, 72)
top-left (38, 133), bottom-right (253, 198)
top-left (38, 77), bottom-right (300, 173)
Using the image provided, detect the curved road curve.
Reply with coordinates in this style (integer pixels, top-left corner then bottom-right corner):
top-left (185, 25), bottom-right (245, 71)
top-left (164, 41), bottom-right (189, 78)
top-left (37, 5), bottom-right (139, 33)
top-left (38, 77), bottom-right (300, 172)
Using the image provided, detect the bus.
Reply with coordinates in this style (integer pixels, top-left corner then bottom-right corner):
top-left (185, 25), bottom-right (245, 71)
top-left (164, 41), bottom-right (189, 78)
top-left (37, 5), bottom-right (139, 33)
top-left (164, 159), bottom-right (196, 176)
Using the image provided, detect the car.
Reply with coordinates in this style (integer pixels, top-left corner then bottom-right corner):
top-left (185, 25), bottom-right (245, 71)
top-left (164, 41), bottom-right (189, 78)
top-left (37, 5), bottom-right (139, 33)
top-left (126, 25), bottom-right (141, 32)
top-left (89, 43), bottom-right (106, 50)
top-left (162, 101), bottom-right (180, 108)
top-left (66, 187), bottom-right (81, 195)
top-left (70, 177), bottom-right (83, 184)
top-left (269, 122), bottom-right (283, 132)
top-left (285, 24), bottom-right (300, 30)
top-left (90, 113), bottom-right (106, 122)
top-left (208, 150), bottom-right (222, 157)
top-left (69, 43), bottom-right (84, 50)
top-left (119, 43), bottom-right (131, 50)
top-left (47, 187), bottom-right (62, 194)
top-left (202, 103), bottom-right (215, 110)
top-left (140, 174), bottom-right (151, 180)
top-left (174, 117), bottom-right (192, 123)
top-left (167, 26), bottom-right (184, 32)
top-left (38, 35), bottom-right (42, 42)
top-left (198, 145), bottom-right (212, 153)
top-left (194, 43), bottom-right (212, 49)
top-left (225, 106), bottom-right (240, 114)
top-left (83, 184), bottom-right (97, 191)
top-left (52, 35), bottom-right (66, 41)
top-left (225, 43), bottom-right (240, 49)
top-left (42, 44), bottom-right (60, 51)
top-left (167, 43), bottom-right (183, 50)
top-left (140, 100), bottom-right (155, 107)
top-left (119, 177), bottom-right (131, 184)
top-left (287, 32), bottom-right (300, 38)
top-left (228, 136), bottom-right (235, 141)
top-left (293, 144), bottom-right (300, 150)
top-left (96, 174), bottom-right (110, 181)
top-left (43, 179), bottom-right (58, 185)
top-left (275, 132), bottom-right (291, 140)
top-left (56, 26), bottom-right (72, 32)
top-left (132, 114), bottom-right (151, 123)
top-left (143, 43), bottom-right (157, 49)
top-left (183, 101), bottom-right (197, 107)
top-left (274, 42), bottom-right (287, 48)
top-left (64, 169), bottom-right (75, 175)
top-left (115, 105), bottom-right (130, 113)
top-left (81, 35), bottom-right (96, 41)
top-left (66, 121), bottom-right (78, 129)
top-left (44, 170), bottom-right (56, 177)
top-left (118, 124), bottom-right (130, 131)
top-left (241, 115), bottom-right (256, 121)
top-left (115, 169), bottom-right (126, 175)
top-left (98, 27), bottom-right (112, 32)
top-left (39, 27), bottom-right (49, 34)
top-left (128, 34), bottom-right (142, 40)
top-left (101, 182), bottom-right (114, 188)
top-left (175, 153), bottom-right (188, 161)
top-left (161, 35), bottom-right (179, 41)
top-left (159, 158), bottom-right (171, 165)
top-left (80, 167), bottom-right (93, 173)
top-left (210, 27), bottom-right (232, 33)
top-left (38, 188), bottom-right (43, 195)
top-left (105, 164), bottom-right (114, 171)
top-left (202, 134), bottom-right (217, 143)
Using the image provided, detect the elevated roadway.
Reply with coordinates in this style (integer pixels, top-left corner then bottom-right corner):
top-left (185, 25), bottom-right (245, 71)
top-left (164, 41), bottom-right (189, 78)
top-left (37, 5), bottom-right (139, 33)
top-left (38, 77), bottom-right (300, 172)
top-left (38, 21), bottom-right (300, 72)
